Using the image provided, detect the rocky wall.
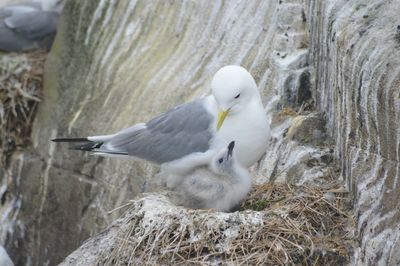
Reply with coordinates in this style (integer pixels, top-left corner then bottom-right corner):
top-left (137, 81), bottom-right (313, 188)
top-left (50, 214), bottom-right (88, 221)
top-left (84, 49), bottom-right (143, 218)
top-left (307, 0), bottom-right (400, 264)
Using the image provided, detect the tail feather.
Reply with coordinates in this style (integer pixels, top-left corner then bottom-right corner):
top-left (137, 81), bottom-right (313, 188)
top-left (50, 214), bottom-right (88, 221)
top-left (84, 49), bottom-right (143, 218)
top-left (92, 150), bottom-right (129, 156)
top-left (71, 141), bottom-right (103, 151)
top-left (52, 137), bottom-right (102, 151)
top-left (52, 137), bottom-right (90, 142)
top-left (53, 137), bottom-right (128, 156)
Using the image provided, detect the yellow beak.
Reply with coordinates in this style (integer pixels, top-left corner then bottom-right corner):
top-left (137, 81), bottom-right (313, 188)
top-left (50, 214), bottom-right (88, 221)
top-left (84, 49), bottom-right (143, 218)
top-left (217, 110), bottom-right (229, 130)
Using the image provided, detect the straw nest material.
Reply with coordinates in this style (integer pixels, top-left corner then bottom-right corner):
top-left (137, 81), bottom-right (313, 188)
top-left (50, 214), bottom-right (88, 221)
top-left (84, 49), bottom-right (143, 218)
top-left (63, 182), bottom-right (353, 266)
top-left (0, 52), bottom-right (45, 165)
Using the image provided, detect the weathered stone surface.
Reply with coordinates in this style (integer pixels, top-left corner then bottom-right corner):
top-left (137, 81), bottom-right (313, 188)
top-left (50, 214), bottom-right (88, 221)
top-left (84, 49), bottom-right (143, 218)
top-left (286, 112), bottom-right (326, 144)
top-left (307, 0), bottom-right (400, 264)
top-left (255, 111), bottom-right (335, 187)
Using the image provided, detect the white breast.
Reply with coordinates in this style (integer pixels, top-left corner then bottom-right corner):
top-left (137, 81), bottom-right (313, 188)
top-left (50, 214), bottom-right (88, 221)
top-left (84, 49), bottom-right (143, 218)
top-left (213, 100), bottom-right (270, 168)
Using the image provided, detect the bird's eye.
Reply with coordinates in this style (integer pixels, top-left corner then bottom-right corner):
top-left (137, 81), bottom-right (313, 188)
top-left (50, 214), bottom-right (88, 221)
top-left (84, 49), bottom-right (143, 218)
top-left (234, 93), bottom-right (241, 99)
top-left (218, 158), bottom-right (223, 164)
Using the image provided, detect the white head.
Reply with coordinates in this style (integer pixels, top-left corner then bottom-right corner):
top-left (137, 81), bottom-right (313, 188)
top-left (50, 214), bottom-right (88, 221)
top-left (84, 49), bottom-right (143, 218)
top-left (41, 0), bottom-right (65, 13)
top-left (211, 65), bottom-right (260, 129)
top-left (210, 141), bottom-right (237, 175)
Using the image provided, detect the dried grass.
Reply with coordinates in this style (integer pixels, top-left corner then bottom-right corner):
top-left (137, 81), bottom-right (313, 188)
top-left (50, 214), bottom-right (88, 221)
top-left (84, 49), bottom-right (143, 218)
top-left (0, 52), bottom-right (45, 166)
top-left (95, 182), bottom-right (354, 265)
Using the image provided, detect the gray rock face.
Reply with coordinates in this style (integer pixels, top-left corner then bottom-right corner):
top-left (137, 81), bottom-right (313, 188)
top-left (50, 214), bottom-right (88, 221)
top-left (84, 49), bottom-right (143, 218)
top-left (0, 0), bottom-right (398, 265)
top-left (307, 1), bottom-right (400, 264)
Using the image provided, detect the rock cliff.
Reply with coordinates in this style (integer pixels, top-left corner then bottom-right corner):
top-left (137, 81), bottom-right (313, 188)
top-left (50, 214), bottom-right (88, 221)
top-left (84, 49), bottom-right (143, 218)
top-left (308, 1), bottom-right (400, 264)
top-left (0, 0), bottom-right (399, 265)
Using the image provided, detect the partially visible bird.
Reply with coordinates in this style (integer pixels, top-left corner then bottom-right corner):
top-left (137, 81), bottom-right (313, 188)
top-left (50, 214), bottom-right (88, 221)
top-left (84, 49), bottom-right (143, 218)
top-left (166, 141), bottom-right (252, 212)
top-left (0, 245), bottom-right (14, 266)
top-left (53, 65), bottom-right (270, 175)
top-left (0, 0), bottom-right (64, 52)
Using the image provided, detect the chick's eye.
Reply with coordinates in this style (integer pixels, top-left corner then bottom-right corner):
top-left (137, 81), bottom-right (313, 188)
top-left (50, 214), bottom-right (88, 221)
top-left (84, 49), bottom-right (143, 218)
top-left (234, 93), bottom-right (241, 99)
top-left (218, 158), bottom-right (223, 164)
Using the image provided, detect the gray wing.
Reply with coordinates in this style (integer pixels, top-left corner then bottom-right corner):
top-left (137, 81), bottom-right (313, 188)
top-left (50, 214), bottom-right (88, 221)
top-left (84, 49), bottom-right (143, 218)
top-left (0, 20), bottom-right (32, 51)
top-left (0, 9), bottom-right (12, 19)
top-left (0, 4), bottom-right (41, 18)
top-left (107, 99), bottom-right (214, 164)
top-left (0, 6), bottom-right (58, 52)
top-left (4, 10), bottom-right (59, 39)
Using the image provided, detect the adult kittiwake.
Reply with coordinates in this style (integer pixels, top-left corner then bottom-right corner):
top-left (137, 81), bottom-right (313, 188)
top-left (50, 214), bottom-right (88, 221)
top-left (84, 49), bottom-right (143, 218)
top-left (0, 0), bottom-right (64, 52)
top-left (167, 141), bottom-right (251, 212)
top-left (53, 65), bottom-right (270, 173)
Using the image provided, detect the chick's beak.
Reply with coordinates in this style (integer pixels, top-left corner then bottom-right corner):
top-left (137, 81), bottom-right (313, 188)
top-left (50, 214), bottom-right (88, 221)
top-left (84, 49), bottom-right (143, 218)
top-left (217, 109), bottom-right (230, 130)
top-left (227, 141), bottom-right (235, 158)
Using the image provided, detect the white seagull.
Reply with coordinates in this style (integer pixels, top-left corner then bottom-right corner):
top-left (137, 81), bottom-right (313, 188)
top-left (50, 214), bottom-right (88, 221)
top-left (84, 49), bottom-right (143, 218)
top-left (0, 0), bottom-right (64, 52)
top-left (167, 141), bottom-right (251, 212)
top-left (53, 65), bottom-right (270, 174)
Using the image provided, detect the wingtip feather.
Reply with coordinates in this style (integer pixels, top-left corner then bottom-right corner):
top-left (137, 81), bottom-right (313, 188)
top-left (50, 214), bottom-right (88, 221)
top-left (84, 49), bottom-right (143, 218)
top-left (51, 138), bottom-right (90, 142)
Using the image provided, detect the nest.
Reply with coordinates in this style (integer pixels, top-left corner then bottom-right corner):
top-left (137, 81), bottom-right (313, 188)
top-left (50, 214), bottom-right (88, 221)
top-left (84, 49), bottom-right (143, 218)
top-left (0, 52), bottom-right (45, 166)
top-left (90, 182), bottom-right (353, 266)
